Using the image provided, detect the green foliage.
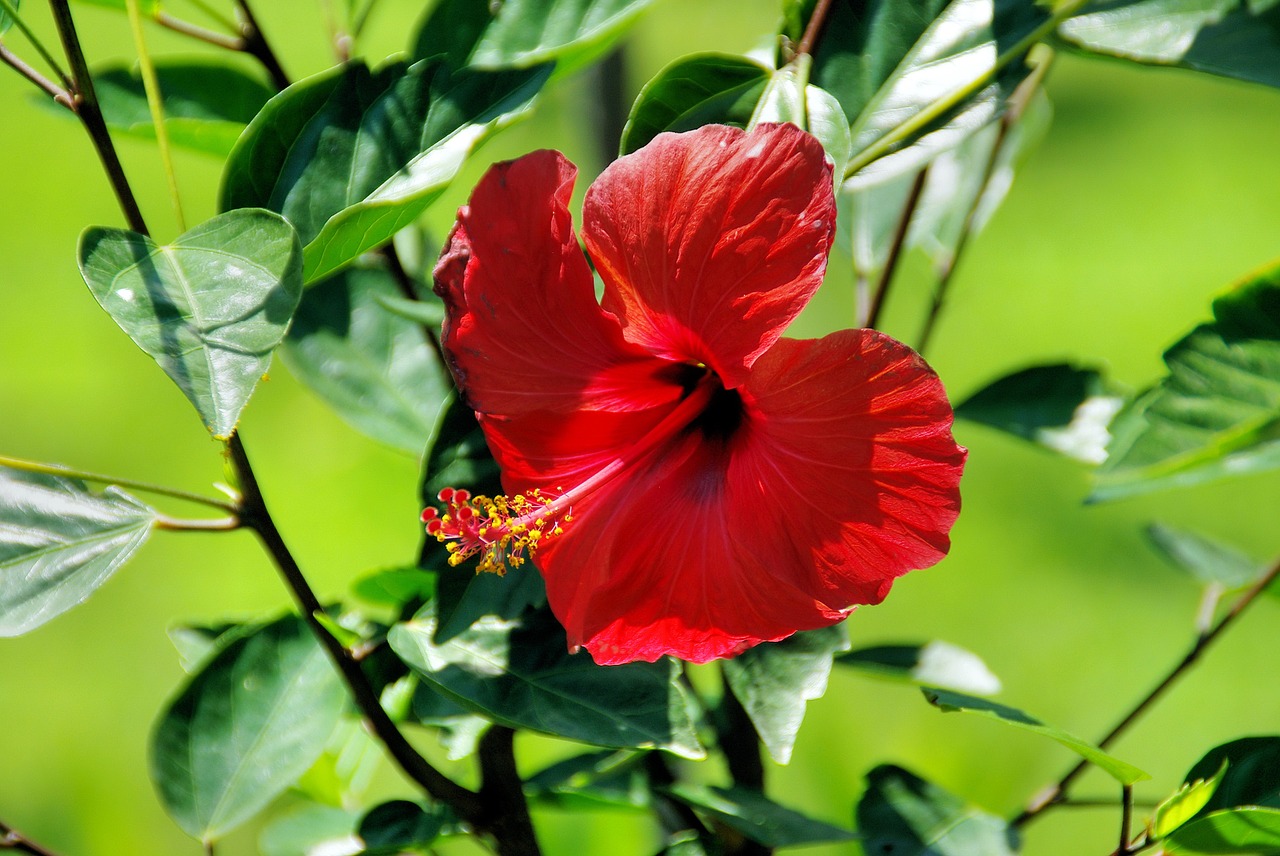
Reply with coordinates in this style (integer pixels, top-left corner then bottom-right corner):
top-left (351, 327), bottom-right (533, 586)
top-left (0, 0), bottom-right (17, 36)
top-left (150, 615), bottom-right (348, 842)
top-left (77, 208), bottom-right (304, 439)
top-left (259, 804), bottom-right (359, 856)
top-left (1162, 807), bottom-right (1280, 854)
top-left (1152, 759), bottom-right (1228, 840)
top-left (620, 53), bottom-right (769, 154)
top-left (0, 468), bottom-right (154, 636)
top-left (525, 750), bottom-right (650, 810)
top-left (664, 783), bottom-right (857, 848)
top-left (358, 800), bottom-right (452, 854)
top-left (837, 641), bottom-right (1001, 695)
top-left (856, 764), bottom-right (1019, 856)
top-left (1146, 524), bottom-right (1264, 590)
top-left (1183, 737), bottom-right (1280, 813)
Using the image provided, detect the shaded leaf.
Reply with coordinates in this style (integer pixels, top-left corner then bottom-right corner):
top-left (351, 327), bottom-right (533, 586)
top-left (1153, 760), bottom-right (1229, 840)
top-left (665, 783), bottom-right (856, 848)
top-left (722, 625), bottom-right (850, 764)
top-left (1058, 0), bottom-right (1280, 89)
top-left (150, 615), bottom-right (347, 841)
top-left (838, 641), bottom-right (1001, 696)
top-left (923, 688), bottom-right (1149, 784)
top-left (351, 567), bottom-right (436, 609)
top-left (526, 750), bottom-right (650, 810)
top-left (1163, 807), bottom-right (1280, 855)
top-left (78, 209), bottom-right (304, 439)
top-left (374, 291), bottom-right (446, 328)
top-left (280, 265), bottom-right (451, 455)
top-left (1146, 524), bottom-right (1263, 590)
top-left (259, 803), bottom-right (360, 856)
top-left (1094, 264), bottom-right (1280, 501)
top-left (220, 59), bottom-right (549, 283)
top-left (389, 605), bottom-right (704, 759)
top-left (410, 681), bottom-right (489, 760)
top-left (1184, 737), bottom-right (1280, 814)
top-left (956, 363), bottom-right (1123, 464)
top-left (0, 0), bottom-right (17, 36)
top-left (0, 468), bottom-right (154, 636)
top-left (856, 764), bottom-right (1018, 856)
top-left (358, 800), bottom-right (451, 854)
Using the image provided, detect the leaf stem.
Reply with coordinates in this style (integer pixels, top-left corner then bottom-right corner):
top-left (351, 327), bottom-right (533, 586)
top-left (1012, 551), bottom-right (1280, 827)
top-left (862, 168), bottom-right (926, 330)
top-left (154, 513), bottom-right (240, 531)
top-left (0, 454), bottom-right (239, 512)
top-left (127, 0), bottom-right (185, 233)
top-left (350, 0), bottom-right (380, 39)
top-left (795, 0), bottom-right (834, 58)
top-left (0, 41), bottom-right (72, 107)
top-left (0, 0), bottom-right (70, 85)
top-left (180, 0), bottom-right (239, 32)
top-left (0, 818), bottom-right (59, 856)
top-left (232, 0), bottom-right (288, 91)
top-left (154, 11), bottom-right (242, 51)
top-left (1119, 784), bottom-right (1133, 855)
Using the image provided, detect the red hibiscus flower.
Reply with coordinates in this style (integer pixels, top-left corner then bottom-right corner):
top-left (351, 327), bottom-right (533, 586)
top-left (425, 122), bottom-right (966, 665)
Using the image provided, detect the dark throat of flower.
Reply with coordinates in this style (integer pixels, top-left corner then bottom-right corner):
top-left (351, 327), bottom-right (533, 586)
top-left (421, 369), bottom-right (727, 575)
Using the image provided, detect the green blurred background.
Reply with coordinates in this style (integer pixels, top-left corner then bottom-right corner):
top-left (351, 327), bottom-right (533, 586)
top-left (3, 1), bottom-right (1280, 854)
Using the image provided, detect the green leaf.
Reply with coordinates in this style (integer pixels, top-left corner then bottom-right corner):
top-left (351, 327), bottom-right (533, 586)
top-left (293, 715), bottom-right (381, 808)
top-left (0, 0), bottom-right (18, 36)
top-left (358, 800), bottom-right (451, 854)
top-left (620, 53), bottom-right (770, 155)
top-left (1146, 524), bottom-right (1263, 590)
top-left (374, 291), bottom-right (446, 328)
top-left (0, 468), bottom-right (154, 636)
top-left (856, 764), bottom-right (1019, 856)
top-left (410, 681), bottom-right (489, 760)
top-left (1058, 0), bottom-right (1280, 89)
top-left (665, 783), bottom-right (856, 848)
top-left (389, 604), bottom-right (705, 759)
top-left (150, 615), bottom-right (347, 842)
top-left (838, 641), bottom-right (1001, 696)
top-left (722, 625), bottom-right (850, 764)
top-left (91, 61), bottom-right (273, 157)
top-left (1153, 760), bottom-right (1229, 840)
top-left (412, 0), bottom-right (656, 77)
top-left (78, 209), bottom-right (304, 439)
top-left (1163, 807), bottom-right (1280, 855)
top-left (220, 59), bottom-right (549, 284)
top-left (526, 750), bottom-right (650, 810)
top-left (922, 688), bottom-right (1149, 784)
top-left (1094, 264), bottom-right (1280, 501)
top-left (279, 265), bottom-right (451, 455)
top-left (351, 567), bottom-right (436, 609)
top-left (167, 622), bottom-right (256, 673)
top-left (259, 803), bottom-right (359, 856)
top-left (1184, 737), bottom-right (1280, 814)
top-left (956, 363), bottom-right (1123, 464)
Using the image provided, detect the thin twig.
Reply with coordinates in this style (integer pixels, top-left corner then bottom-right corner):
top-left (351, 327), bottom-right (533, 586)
top-left (0, 453), bottom-right (239, 512)
top-left (795, 0), bottom-right (834, 57)
top-left (181, 0), bottom-right (239, 32)
top-left (1013, 552), bottom-right (1280, 828)
top-left (645, 753), bottom-right (710, 843)
top-left (0, 0), bottom-right (70, 85)
top-left (1119, 785), bottom-right (1133, 856)
top-left (155, 11), bottom-right (243, 51)
top-left (232, 0), bottom-right (288, 91)
top-left (154, 513), bottom-right (240, 532)
top-left (0, 818), bottom-right (59, 856)
top-left (863, 168), bottom-right (927, 330)
top-left (379, 243), bottom-right (448, 367)
top-left (127, 0), bottom-right (186, 233)
top-left (0, 42), bottom-right (73, 107)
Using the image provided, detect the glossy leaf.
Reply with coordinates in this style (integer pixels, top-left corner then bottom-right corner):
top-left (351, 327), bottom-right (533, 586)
top-left (78, 209), bottom-right (304, 439)
top-left (526, 750), bottom-right (650, 810)
top-left (389, 605), bottom-right (704, 759)
top-left (150, 615), bottom-right (347, 842)
top-left (923, 688), bottom-right (1149, 784)
top-left (722, 625), bottom-right (850, 764)
top-left (956, 363), bottom-right (1123, 464)
top-left (1153, 760), bottom-right (1229, 840)
top-left (1146, 524), bottom-right (1263, 590)
top-left (0, 468), bottom-right (154, 636)
top-left (1094, 264), bottom-right (1280, 501)
top-left (258, 803), bottom-right (359, 856)
top-left (857, 764), bottom-right (1019, 856)
top-left (220, 59), bottom-right (549, 283)
top-left (1059, 0), bottom-right (1280, 89)
top-left (0, 0), bottom-right (17, 36)
top-left (1163, 807), bottom-right (1280, 854)
top-left (280, 266), bottom-right (450, 455)
top-left (838, 641), bottom-right (1001, 696)
top-left (91, 61), bottom-right (273, 157)
top-left (412, 0), bottom-right (655, 76)
top-left (1183, 737), bottom-right (1280, 814)
top-left (358, 800), bottom-right (450, 853)
top-left (665, 783), bottom-right (856, 848)
top-left (620, 53), bottom-right (769, 154)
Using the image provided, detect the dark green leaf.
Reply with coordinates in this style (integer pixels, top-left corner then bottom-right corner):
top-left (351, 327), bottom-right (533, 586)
top-left (0, 468), bottom-right (154, 636)
top-left (167, 622), bottom-right (256, 673)
top-left (665, 783), bottom-right (856, 848)
top-left (1164, 808), bottom-right (1280, 855)
top-left (1153, 760), bottom-right (1229, 840)
top-left (722, 625), bottom-right (850, 764)
top-left (620, 53), bottom-right (769, 155)
top-left (1059, 0), bottom-right (1280, 89)
top-left (657, 832), bottom-right (710, 856)
top-left (358, 800), bottom-right (450, 853)
top-left (526, 750), bottom-right (650, 810)
top-left (259, 803), bottom-right (359, 856)
top-left (1146, 524), bottom-right (1263, 590)
top-left (374, 291), bottom-right (446, 328)
top-left (856, 764), bottom-right (1019, 856)
top-left (351, 567), bottom-right (436, 609)
top-left (150, 615), bottom-right (347, 841)
top-left (410, 681), bottom-right (489, 760)
top-left (0, 0), bottom-right (18, 36)
top-left (956, 363), bottom-right (1123, 464)
top-left (1184, 737), bottom-right (1280, 814)
top-left (78, 209), bottom-right (304, 439)
top-left (220, 59), bottom-right (549, 283)
top-left (92, 61), bottom-right (273, 157)
top-left (837, 641), bottom-right (1001, 696)
top-left (1094, 264), bottom-right (1280, 501)
top-left (279, 265), bottom-right (450, 455)
top-left (389, 605), bottom-right (704, 759)
top-left (412, 0), bottom-right (656, 76)
top-left (923, 688), bottom-right (1149, 784)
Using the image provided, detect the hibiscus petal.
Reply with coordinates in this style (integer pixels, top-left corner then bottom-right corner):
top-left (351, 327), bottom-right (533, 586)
top-left (433, 150), bottom-right (671, 416)
top-left (582, 123), bottom-right (836, 389)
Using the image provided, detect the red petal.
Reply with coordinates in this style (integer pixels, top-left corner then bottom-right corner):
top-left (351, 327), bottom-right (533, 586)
top-left (433, 150), bottom-right (671, 416)
top-left (582, 123), bottom-right (835, 389)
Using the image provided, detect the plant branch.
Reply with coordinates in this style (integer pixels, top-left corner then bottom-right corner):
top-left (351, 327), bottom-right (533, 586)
top-left (0, 453), bottom-right (240, 511)
top-left (127, 0), bottom-right (185, 233)
top-left (232, 0), bottom-right (288, 91)
top-left (154, 11), bottom-right (243, 51)
top-left (717, 671), bottom-right (770, 856)
top-left (0, 41), bottom-right (72, 106)
top-left (1013, 551), bottom-right (1280, 828)
top-left (645, 753), bottom-right (711, 844)
top-left (477, 727), bottom-right (542, 856)
top-left (1118, 785), bottom-right (1133, 856)
top-left (862, 167), bottom-right (926, 330)
top-left (0, 818), bottom-right (59, 856)
top-left (0, 0), bottom-right (70, 86)
top-left (48, 0), bottom-right (148, 234)
top-left (795, 0), bottom-right (834, 57)
top-left (154, 513), bottom-right (240, 531)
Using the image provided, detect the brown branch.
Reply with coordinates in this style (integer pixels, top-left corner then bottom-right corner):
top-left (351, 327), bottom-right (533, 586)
top-left (155, 11), bottom-right (243, 51)
top-left (863, 168), bottom-right (927, 330)
top-left (795, 0), bottom-right (835, 57)
top-left (0, 819), bottom-right (59, 856)
top-left (232, 0), bottom-right (289, 91)
top-left (0, 42), bottom-right (73, 107)
top-left (476, 727), bottom-right (542, 856)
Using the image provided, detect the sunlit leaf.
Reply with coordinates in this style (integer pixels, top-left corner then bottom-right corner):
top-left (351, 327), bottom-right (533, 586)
top-left (78, 209), bottom-right (304, 439)
top-left (1059, 0), bottom-right (1280, 89)
top-left (1183, 737), bottom-right (1280, 814)
top-left (857, 764), bottom-right (1019, 855)
top-left (1163, 807), bottom-right (1280, 854)
top-left (258, 803), bottom-right (359, 856)
top-left (838, 641), bottom-right (1001, 696)
top-left (166, 622), bottom-right (256, 674)
top-left (956, 363), bottom-right (1123, 464)
top-left (351, 567), bottom-right (436, 609)
top-left (1145, 524), bottom-right (1263, 590)
top-left (664, 783), bottom-right (857, 848)
top-left (1153, 760), bottom-right (1229, 840)
top-left (526, 750), bottom-right (650, 810)
top-left (1094, 264), bottom-right (1280, 501)
top-left (0, 468), bottom-right (154, 636)
top-left (150, 615), bottom-right (347, 842)
top-left (722, 625), bottom-right (850, 764)
top-left (294, 715), bottom-right (382, 808)
top-left (389, 605), bottom-right (704, 759)
top-left (280, 265), bottom-right (450, 455)
top-left (923, 688), bottom-right (1149, 784)
top-left (220, 59), bottom-right (549, 283)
